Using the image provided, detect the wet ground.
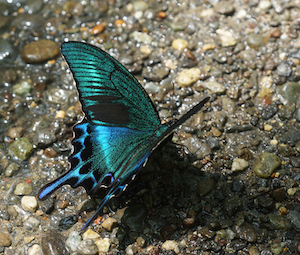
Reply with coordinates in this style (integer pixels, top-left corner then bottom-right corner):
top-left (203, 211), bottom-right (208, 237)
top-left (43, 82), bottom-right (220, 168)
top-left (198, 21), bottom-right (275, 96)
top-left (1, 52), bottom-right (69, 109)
top-left (0, 0), bottom-right (300, 254)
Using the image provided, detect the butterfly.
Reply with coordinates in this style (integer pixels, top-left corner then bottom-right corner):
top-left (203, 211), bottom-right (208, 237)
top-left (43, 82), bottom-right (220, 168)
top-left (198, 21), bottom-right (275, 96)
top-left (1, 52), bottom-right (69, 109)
top-left (38, 41), bottom-right (209, 231)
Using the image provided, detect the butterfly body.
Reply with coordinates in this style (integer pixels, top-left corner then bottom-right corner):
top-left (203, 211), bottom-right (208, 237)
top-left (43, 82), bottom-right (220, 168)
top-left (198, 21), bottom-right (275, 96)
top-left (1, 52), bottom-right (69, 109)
top-left (38, 41), bottom-right (209, 230)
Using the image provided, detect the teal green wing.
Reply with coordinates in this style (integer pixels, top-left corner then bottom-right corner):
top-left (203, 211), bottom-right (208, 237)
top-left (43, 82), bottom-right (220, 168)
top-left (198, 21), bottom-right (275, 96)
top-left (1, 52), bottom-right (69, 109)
top-left (61, 41), bottom-right (160, 131)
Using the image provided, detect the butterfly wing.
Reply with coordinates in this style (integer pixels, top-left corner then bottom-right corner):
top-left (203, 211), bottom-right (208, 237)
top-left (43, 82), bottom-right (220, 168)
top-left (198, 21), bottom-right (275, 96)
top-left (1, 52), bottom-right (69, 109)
top-left (61, 42), bottom-right (160, 131)
top-left (38, 121), bottom-right (155, 200)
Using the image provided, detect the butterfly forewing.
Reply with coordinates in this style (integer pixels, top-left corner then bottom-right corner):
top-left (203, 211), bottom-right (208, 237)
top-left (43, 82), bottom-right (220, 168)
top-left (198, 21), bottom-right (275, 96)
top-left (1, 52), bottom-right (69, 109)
top-left (61, 42), bottom-right (160, 131)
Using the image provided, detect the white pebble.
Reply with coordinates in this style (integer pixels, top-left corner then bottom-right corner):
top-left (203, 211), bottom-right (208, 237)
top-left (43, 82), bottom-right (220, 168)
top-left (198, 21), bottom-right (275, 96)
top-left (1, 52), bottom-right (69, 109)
top-left (21, 196), bottom-right (37, 212)
top-left (177, 68), bottom-right (201, 87)
top-left (172, 39), bottom-right (188, 50)
top-left (95, 238), bottom-right (111, 253)
top-left (28, 244), bottom-right (41, 255)
top-left (162, 240), bottom-right (179, 254)
top-left (204, 80), bottom-right (226, 94)
top-left (66, 231), bottom-right (82, 252)
top-left (82, 229), bottom-right (101, 240)
top-left (232, 158), bottom-right (249, 171)
top-left (216, 29), bottom-right (237, 47)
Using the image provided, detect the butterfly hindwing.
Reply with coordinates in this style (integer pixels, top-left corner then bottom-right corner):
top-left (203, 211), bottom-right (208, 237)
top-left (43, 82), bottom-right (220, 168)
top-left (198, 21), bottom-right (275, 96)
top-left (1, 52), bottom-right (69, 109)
top-left (61, 42), bottom-right (160, 131)
top-left (39, 121), bottom-right (157, 200)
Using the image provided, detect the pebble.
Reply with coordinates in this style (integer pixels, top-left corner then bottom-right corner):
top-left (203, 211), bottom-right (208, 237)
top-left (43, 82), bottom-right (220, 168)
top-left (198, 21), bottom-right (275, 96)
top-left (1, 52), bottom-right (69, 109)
top-left (280, 82), bottom-right (300, 103)
top-left (132, 0), bottom-right (148, 11)
top-left (28, 244), bottom-right (41, 255)
top-left (261, 105), bottom-right (278, 120)
top-left (41, 229), bottom-right (69, 255)
top-left (214, 1), bottom-right (235, 15)
top-left (197, 179), bottom-right (216, 197)
top-left (222, 97), bottom-right (236, 114)
top-left (0, 39), bottom-right (17, 64)
top-left (232, 158), bottom-right (249, 171)
top-left (172, 39), bottom-right (188, 50)
top-left (34, 129), bottom-right (57, 147)
top-left (264, 124), bottom-right (273, 131)
top-left (24, 217), bottom-right (40, 230)
top-left (6, 127), bottom-right (26, 139)
top-left (277, 62), bottom-right (292, 77)
top-left (5, 162), bottom-right (20, 177)
top-left (233, 222), bottom-right (257, 242)
top-left (8, 138), bottom-right (33, 161)
top-left (0, 232), bottom-right (11, 246)
top-left (182, 137), bottom-right (211, 158)
top-left (101, 217), bottom-right (118, 231)
top-left (258, 0), bottom-right (272, 10)
top-left (82, 229), bottom-right (100, 240)
top-left (162, 240), bottom-right (179, 254)
top-left (66, 231), bottom-right (81, 252)
top-left (14, 183), bottom-right (32, 195)
top-left (177, 68), bottom-right (200, 87)
top-left (13, 80), bottom-right (32, 97)
top-left (216, 29), bottom-right (237, 47)
top-left (21, 39), bottom-right (60, 64)
top-left (95, 238), bottom-right (111, 253)
top-left (204, 80), bottom-right (226, 94)
top-left (77, 239), bottom-right (98, 255)
top-left (130, 31), bottom-right (153, 44)
top-left (247, 33), bottom-right (265, 48)
top-left (253, 152), bottom-right (281, 178)
top-left (47, 88), bottom-right (72, 104)
top-left (121, 203), bottom-right (148, 232)
top-left (125, 244), bottom-right (137, 255)
top-left (268, 214), bottom-right (291, 230)
top-left (21, 196), bottom-right (38, 212)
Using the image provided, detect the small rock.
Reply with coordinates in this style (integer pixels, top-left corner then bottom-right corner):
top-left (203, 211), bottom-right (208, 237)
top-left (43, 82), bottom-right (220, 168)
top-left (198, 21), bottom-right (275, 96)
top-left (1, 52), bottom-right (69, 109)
top-left (280, 82), bottom-right (300, 103)
top-left (95, 238), bottom-right (111, 253)
top-left (277, 62), bottom-right (292, 77)
top-left (66, 231), bottom-right (82, 252)
top-left (172, 39), bottom-right (188, 50)
top-left (247, 33), bottom-right (264, 48)
top-left (204, 80), bottom-right (226, 94)
top-left (21, 39), bottom-right (60, 64)
top-left (41, 229), bottom-right (69, 255)
top-left (5, 162), bottom-right (20, 177)
top-left (0, 233), bottom-right (11, 246)
top-left (28, 244), bottom-right (41, 255)
top-left (102, 217), bottom-right (118, 231)
top-left (232, 158), bottom-right (249, 171)
top-left (177, 68), bottom-right (200, 87)
top-left (125, 244), bottom-right (137, 255)
top-left (222, 97), bottom-right (236, 114)
top-left (21, 196), bottom-right (38, 212)
top-left (77, 239), bottom-right (98, 255)
top-left (268, 214), bottom-right (291, 230)
top-left (253, 152), bottom-right (281, 178)
top-left (162, 240), bottom-right (179, 254)
top-left (233, 222), bottom-right (257, 242)
top-left (197, 179), bottom-right (216, 197)
top-left (130, 31), bottom-right (153, 44)
top-left (14, 183), bottom-right (32, 195)
top-left (82, 229), bottom-right (100, 240)
top-left (216, 29), bottom-right (237, 47)
top-left (24, 217), bottom-right (40, 229)
top-left (8, 137), bottom-right (34, 161)
top-left (214, 1), bottom-right (235, 15)
top-left (133, 0), bottom-right (148, 11)
top-left (13, 80), bottom-right (32, 97)
top-left (6, 127), bottom-right (26, 139)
